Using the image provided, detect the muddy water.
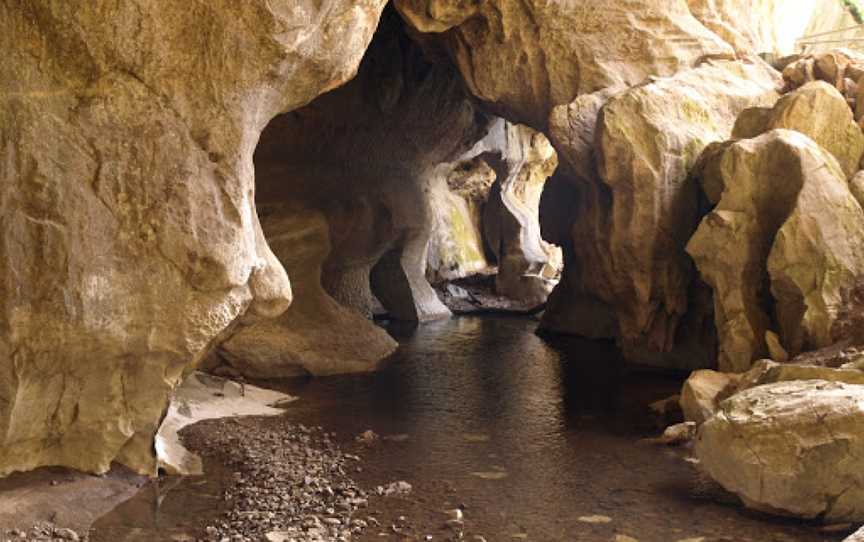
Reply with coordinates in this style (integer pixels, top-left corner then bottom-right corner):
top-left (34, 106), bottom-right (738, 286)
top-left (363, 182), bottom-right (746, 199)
top-left (91, 316), bottom-right (845, 542)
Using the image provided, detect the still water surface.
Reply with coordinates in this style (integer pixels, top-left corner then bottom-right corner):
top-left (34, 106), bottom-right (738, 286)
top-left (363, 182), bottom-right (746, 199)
top-left (92, 316), bottom-right (843, 542)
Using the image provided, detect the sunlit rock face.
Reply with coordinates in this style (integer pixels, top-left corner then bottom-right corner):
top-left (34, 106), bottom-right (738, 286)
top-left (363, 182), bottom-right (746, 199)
top-left (0, 0), bottom-right (387, 476)
top-left (426, 157), bottom-right (496, 284)
top-left (696, 380), bottom-right (864, 522)
top-left (687, 0), bottom-right (818, 54)
top-left (541, 59), bottom-right (781, 369)
top-left (394, 0), bottom-right (734, 129)
top-left (688, 129), bottom-right (864, 372)
top-left (483, 123), bottom-right (562, 305)
top-left (426, 117), bottom-right (561, 305)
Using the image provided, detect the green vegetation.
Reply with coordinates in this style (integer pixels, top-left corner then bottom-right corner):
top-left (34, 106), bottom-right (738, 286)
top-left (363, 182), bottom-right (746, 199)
top-left (844, 0), bottom-right (864, 24)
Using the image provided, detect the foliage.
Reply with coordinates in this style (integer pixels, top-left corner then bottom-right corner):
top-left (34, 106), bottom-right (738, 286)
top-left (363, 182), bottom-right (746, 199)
top-left (844, 0), bottom-right (864, 24)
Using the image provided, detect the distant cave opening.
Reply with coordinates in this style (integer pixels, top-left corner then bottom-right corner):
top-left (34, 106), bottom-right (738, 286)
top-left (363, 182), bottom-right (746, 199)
top-left (212, 6), bottom-right (562, 378)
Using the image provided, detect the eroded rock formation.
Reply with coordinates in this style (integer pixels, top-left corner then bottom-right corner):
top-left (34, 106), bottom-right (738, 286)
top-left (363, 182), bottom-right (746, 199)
top-left (542, 58), bottom-right (780, 368)
top-left (395, 0), bottom-right (735, 128)
top-left (0, 0), bottom-right (387, 476)
top-left (696, 380), bottom-right (864, 521)
top-left (688, 127), bottom-right (864, 371)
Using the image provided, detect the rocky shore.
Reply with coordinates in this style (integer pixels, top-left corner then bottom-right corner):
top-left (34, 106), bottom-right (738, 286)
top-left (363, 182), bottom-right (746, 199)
top-left (181, 418), bottom-right (374, 542)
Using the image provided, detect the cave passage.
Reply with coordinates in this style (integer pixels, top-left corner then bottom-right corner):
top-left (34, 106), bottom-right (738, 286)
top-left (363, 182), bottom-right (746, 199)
top-left (5, 2), bottom-right (864, 542)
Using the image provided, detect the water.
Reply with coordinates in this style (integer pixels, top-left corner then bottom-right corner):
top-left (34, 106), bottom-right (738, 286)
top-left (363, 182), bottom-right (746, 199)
top-left (91, 316), bottom-right (844, 541)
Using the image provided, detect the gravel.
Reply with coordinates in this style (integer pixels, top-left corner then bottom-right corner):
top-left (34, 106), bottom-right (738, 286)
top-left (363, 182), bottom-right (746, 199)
top-left (182, 417), bottom-right (374, 542)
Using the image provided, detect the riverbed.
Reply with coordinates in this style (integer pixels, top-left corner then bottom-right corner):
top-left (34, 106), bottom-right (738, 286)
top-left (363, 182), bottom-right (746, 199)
top-left (90, 316), bottom-right (845, 542)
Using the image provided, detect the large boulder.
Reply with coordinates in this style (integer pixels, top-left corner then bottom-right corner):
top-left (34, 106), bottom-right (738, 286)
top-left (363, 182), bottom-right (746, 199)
top-left (767, 161), bottom-right (864, 355)
top-left (688, 129), bottom-right (864, 371)
top-left (541, 58), bottom-right (780, 369)
top-left (737, 359), bottom-right (864, 391)
top-left (394, 0), bottom-right (734, 128)
top-left (696, 380), bottom-right (864, 521)
top-left (0, 0), bottom-right (387, 476)
top-left (763, 81), bottom-right (864, 177)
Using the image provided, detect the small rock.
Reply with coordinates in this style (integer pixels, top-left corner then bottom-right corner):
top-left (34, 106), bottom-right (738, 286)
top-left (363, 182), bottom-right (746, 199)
top-left (355, 430), bottom-right (380, 445)
top-left (54, 528), bottom-right (80, 541)
top-left (578, 515), bottom-right (613, 524)
top-left (642, 422), bottom-right (696, 446)
top-left (382, 480), bottom-right (413, 496)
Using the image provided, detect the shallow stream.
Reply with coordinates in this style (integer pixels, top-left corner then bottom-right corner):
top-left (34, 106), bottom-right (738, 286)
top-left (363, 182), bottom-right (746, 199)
top-left (90, 316), bottom-right (843, 542)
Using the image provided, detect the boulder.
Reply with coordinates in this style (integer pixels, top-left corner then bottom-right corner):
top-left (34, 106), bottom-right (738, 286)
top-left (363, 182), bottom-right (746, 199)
top-left (688, 130), bottom-right (855, 371)
top-left (763, 81), bottom-right (864, 177)
top-left (547, 58), bottom-right (779, 367)
top-left (767, 141), bottom-right (864, 355)
top-left (696, 380), bottom-right (864, 521)
top-left (395, 0), bottom-right (734, 128)
top-left (850, 171), bottom-right (864, 208)
top-left (731, 106), bottom-right (773, 139)
top-left (737, 359), bottom-right (864, 392)
top-left (680, 370), bottom-right (739, 424)
top-left (0, 0), bottom-right (387, 476)
top-left (765, 330), bottom-right (789, 362)
top-left (846, 526), bottom-right (864, 542)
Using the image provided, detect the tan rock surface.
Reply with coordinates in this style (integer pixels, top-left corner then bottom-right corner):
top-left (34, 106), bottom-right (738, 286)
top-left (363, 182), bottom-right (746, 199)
top-left (218, 207), bottom-right (398, 378)
top-left (686, 0), bottom-right (815, 54)
top-left (767, 144), bottom-right (864, 355)
top-left (679, 370), bottom-right (739, 424)
top-left (484, 123), bottom-right (561, 305)
top-left (696, 380), bottom-right (864, 521)
top-left (426, 158), bottom-right (494, 283)
top-left (579, 59), bottom-right (779, 364)
top-left (0, 0), bottom-right (387, 476)
top-left (687, 130), bottom-right (847, 371)
top-left (764, 81), bottom-right (864, 177)
top-left (395, 0), bottom-right (734, 128)
top-left (737, 359), bottom-right (864, 391)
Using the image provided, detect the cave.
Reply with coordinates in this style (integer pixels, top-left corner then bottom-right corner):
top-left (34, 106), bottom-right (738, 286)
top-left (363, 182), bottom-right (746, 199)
top-left (3, 1), bottom-right (864, 541)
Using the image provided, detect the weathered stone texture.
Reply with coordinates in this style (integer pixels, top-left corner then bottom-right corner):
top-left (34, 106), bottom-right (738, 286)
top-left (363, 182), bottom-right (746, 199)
top-left (0, 0), bottom-right (387, 476)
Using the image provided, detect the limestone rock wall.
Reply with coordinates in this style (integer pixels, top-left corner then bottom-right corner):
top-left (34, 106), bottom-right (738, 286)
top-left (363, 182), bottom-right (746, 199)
top-left (247, 7), bottom-right (486, 331)
top-left (395, 0), bottom-right (735, 129)
top-left (687, 0), bottom-right (819, 54)
top-left (541, 59), bottom-right (781, 369)
top-left (0, 0), bottom-right (387, 476)
top-left (218, 205), bottom-right (398, 377)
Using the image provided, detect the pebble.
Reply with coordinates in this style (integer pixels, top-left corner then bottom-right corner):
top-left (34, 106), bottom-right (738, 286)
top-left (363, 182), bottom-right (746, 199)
top-left (578, 515), bottom-right (613, 524)
top-left (183, 419), bottom-right (373, 542)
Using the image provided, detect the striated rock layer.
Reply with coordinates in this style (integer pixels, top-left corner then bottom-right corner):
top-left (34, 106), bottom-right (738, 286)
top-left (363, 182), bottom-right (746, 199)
top-left (0, 0), bottom-right (387, 476)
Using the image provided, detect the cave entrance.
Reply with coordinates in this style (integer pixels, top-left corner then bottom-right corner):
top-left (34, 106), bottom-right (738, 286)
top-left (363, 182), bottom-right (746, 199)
top-left (212, 6), bottom-right (562, 379)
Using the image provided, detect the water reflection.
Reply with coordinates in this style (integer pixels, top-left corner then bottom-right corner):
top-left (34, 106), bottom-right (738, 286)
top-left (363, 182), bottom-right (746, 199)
top-left (91, 316), bottom-right (842, 542)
